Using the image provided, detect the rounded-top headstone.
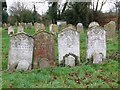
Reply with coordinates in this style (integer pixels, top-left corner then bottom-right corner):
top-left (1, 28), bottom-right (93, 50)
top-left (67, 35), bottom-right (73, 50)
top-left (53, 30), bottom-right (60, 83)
top-left (88, 22), bottom-right (99, 28)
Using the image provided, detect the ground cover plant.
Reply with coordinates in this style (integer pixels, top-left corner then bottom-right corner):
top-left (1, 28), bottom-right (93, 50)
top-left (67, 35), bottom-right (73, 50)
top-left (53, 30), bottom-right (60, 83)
top-left (1, 26), bottom-right (119, 88)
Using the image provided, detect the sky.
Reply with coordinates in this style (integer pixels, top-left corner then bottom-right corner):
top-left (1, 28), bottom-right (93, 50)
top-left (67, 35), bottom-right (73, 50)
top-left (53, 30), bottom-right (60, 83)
top-left (5, 0), bottom-right (120, 15)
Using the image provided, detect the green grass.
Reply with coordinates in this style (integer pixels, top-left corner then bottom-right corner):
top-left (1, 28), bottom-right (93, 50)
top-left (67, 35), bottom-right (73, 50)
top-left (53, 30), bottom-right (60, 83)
top-left (2, 26), bottom-right (119, 88)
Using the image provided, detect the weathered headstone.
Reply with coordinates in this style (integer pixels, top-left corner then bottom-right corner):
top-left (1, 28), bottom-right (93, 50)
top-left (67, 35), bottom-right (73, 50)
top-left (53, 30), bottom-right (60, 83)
top-left (20, 22), bottom-right (25, 29)
top-left (8, 33), bottom-right (34, 71)
top-left (58, 27), bottom-right (80, 65)
top-left (8, 26), bottom-right (14, 35)
top-left (104, 21), bottom-right (116, 41)
top-left (77, 23), bottom-right (84, 33)
top-left (88, 21), bottom-right (99, 28)
top-left (34, 23), bottom-right (45, 32)
top-left (17, 26), bottom-right (24, 33)
top-left (27, 23), bottom-right (32, 30)
top-left (33, 30), bottom-right (55, 68)
top-left (50, 24), bottom-right (58, 34)
top-left (86, 23), bottom-right (106, 64)
top-left (15, 22), bottom-right (18, 27)
top-left (49, 24), bottom-right (53, 32)
top-left (57, 21), bottom-right (67, 26)
top-left (58, 24), bottom-right (67, 32)
top-left (64, 54), bottom-right (75, 67)
top-left (67, 24), bottom-right (76, 30)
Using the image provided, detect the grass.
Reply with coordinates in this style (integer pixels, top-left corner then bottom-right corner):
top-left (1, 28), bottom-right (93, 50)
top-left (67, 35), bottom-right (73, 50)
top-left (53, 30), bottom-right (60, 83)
top-left (1, 26), bottom-right (119, 88)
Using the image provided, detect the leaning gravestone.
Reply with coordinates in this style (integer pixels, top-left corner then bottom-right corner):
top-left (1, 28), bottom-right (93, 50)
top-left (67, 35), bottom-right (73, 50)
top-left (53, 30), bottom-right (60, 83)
top-left (8, 26), bottom-right (14, 35)
top-left (77, 23), bottom-right (84, 33)
top-left (86, 22), bottom-right (106, 64)
top-left (58, 27), bottom-right (80, 65)
top-left (8, 33), bottom-right (34, 71)
top-left (33, 30), bottom-right (55, 68)
top-left (104, 21), bottom-right (116, 41)
top-left (17, 26), bottom-right (24, 33)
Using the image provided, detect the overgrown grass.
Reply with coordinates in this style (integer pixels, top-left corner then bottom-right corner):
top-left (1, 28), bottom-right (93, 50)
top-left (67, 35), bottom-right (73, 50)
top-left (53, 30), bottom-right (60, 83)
top-left (2, 26), bottom-right (119, 88)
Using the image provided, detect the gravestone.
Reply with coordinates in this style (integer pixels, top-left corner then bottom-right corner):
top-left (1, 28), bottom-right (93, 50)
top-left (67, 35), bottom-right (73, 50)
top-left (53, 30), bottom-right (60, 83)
top-left (8, 26), bottom-right (14, 35)
top-left (64, 54), bottom-right (75, 67)
top-left (58, 27), bottom-right (80, 65)
top-left (38, 58), bottom-right (50, 68)
top-left (50, 24), bottom-right (58, 34)
top-left (20, 22), bottom-right (25, 29)
top-left (27, 23), bottom-right (32, 30)
top-left (67, 24), bottom-right (76, 30)
top-left (86, 23), bottom-right (106, 64)
top-left (57, 21), bottom-right (67, 26)
top-left (8, 33), bottom-right (34, 71)
top-left (58, 24), bottom-right (67, 32)
top-left (34, 23), bottom-right (40, 32)
top-left (15, 22), bottom-right (18, 27)
top-left (77, 23), bottom-right (84, 33)
top-left (104, 21), bottom-right (116, 41)
top-left (33, 30), bottom-right (55, 68)
top-left (34, 23), bottom-right (45, 32)
top-left (17, 26), bottom-right (24, 33)
top-left (88, 21), bottom-right (99, 28)
top-left (49, 24), bottom-right (53, 32)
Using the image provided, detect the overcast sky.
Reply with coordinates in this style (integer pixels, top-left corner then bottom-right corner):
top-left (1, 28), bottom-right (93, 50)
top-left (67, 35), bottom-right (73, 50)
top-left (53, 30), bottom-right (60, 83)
top-left (6, 0), bottom-right (120, 15)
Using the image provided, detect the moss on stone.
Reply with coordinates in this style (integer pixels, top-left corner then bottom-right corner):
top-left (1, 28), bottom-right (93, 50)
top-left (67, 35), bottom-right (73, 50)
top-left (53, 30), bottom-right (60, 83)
top-left (32, 29), bottom-right (55, 37)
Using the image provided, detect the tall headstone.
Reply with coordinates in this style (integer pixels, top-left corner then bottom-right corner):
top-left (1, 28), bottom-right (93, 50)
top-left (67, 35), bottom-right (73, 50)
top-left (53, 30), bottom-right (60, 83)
top-left (8, 33), bottom-right (34, 71)
top-left (17, 26), bottom-right (24, 33)
top-left (86, 22), bottom-right (106, 64)
top-left (77, 23), bottom-right (84, 33)
top-left (33, 30), bottom-right (55, 68)
top-left (8, 26), bottom-right (14, 35)
top-left (104, 21), bottom-right (116, 41)
top-left (58, 27), bottom-right (80, 65)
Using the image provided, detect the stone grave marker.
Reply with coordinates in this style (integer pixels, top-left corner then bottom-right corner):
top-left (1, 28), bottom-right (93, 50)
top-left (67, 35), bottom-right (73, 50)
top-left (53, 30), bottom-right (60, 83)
top-left (17, 26), bottom-right (24, 33)
top-left (86, 23), bottom-right (106, 64)
top-left (33, 30), bottom-right (55, 68)
top-left (77, 23), bottom-right (84, 33)
top-left (58, 24), bottom-right (67, 32)
top-left (67, 24), bottom-right (76, 30)
top-left (8, 26), bottom-right (14, 35)
top-left (49, 24), bottom-right (53, 32)
top-left (27, 23), bottom-right (32, 30)
top-left (88, 21), bottom-right (99, 28)
top-left (104, 21), bottom-right (116, 41)
top-left (50, 24), bottom-right (58, 34)
top-left (8, 33), bottom-right (34, 71)
top-left (34, 23), bottom-right (45, 32)
top-left (58, 27), bottom-right (80, 65)
top-left (20, 22), bottom-right (25, 29)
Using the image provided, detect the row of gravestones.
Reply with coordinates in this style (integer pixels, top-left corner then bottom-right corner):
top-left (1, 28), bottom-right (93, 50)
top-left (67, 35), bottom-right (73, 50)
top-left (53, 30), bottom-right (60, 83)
top-left (7, 21), bottom-right (116, 41)
top-left (7, 21), bottom-right (113, 71)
